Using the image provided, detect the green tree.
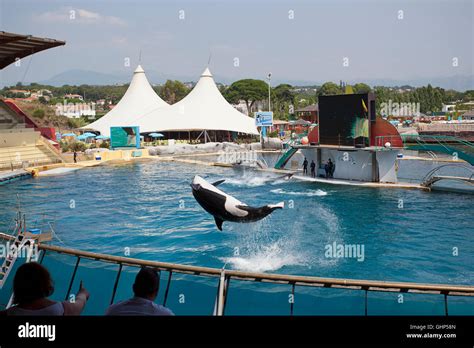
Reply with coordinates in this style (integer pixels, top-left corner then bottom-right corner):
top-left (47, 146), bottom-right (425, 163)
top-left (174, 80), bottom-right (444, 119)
top-left (67, 117), bottom-right (87, 128)
top-left (462, 90), bottom-right (474, 102)
top-left (32, 109), bottom-right (45, 119)
top-left (353, 83), bottom-right (371, 94)
top-left (159, 80), bottom-right (190, 104)
top-left (223, 79), bottom-right (268, 115)
top-left (273, 84), bottom-right (294, 120)
top-left (317, 82), bottom-right (342, 97)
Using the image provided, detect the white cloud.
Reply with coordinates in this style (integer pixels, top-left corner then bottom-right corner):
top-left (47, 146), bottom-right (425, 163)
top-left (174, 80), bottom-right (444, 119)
top-left (76, 9), bottom-right (101, 21)
top-left (36, 7), bottom-right (126, 26)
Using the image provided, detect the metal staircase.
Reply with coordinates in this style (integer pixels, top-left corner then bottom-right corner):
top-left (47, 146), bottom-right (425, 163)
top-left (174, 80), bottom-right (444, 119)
top-left (403, 135), bottom-right (474, 165)
top-left (274, 147), bottom-right (299, 169)
top-left (420, 163), bottom-right (474, 189)
top-left (376, 134), bottom-right (474, 165)
top-left (0, 213), bottom-right (36, 289)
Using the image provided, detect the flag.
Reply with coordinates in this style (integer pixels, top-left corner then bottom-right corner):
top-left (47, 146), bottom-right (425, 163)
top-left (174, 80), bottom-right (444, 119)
top-left (361, 99), bottom-right (368, 113)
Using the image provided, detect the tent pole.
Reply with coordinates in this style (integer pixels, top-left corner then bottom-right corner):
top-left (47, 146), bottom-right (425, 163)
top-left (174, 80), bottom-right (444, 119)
top-left (195, 131), bottom-right (204, 143)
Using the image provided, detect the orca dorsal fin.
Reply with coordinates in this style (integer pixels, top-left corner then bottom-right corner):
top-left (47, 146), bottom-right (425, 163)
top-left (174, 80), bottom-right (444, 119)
top-left (212, 179), bottom-right (225, 187)
top-left (214, 217), bottom-right (224, 231)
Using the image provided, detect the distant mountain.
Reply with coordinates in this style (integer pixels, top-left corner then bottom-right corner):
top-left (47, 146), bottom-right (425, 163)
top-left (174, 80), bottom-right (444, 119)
top-left (39, 69), bottom-right (197, 87)
top-left (348, 75), bottom-right (474, 91)
top-left (39, 69), bottom-right (129, 86)
top-left (23, 69), bottom-right (474, 91)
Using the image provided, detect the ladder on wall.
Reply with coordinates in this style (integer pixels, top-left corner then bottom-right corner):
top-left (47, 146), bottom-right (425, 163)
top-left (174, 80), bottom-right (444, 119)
top-left (0, 211), bottom-right (37, 290)
top-left (0, 232), bottom-right (35, 289)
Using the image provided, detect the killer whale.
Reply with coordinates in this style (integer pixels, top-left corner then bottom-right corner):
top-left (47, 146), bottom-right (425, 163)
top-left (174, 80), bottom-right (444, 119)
top-left (190, 175), bottom-right (284, 231)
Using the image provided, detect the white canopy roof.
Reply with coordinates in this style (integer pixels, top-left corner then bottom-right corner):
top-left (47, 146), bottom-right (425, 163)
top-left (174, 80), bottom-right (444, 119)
top-left (84, 65), bottom-right (168, 137)
top-left (135, 68), bottom-right (258, 135)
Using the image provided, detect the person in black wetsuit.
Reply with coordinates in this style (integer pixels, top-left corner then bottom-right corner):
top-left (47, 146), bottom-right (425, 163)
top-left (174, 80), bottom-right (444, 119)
top-left (303, 158), bottom-right (308, 175)
top-left (328, 158), bottom-right (334, 178)
top-left (73, 151), bottom-right (77, 163)
top-left (310, 160), bottom-right (316, 178)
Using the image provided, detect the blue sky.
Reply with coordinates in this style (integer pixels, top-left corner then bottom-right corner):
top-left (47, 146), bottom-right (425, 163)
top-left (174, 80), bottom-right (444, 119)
top-left (0, 0), bottom-right (472, 87)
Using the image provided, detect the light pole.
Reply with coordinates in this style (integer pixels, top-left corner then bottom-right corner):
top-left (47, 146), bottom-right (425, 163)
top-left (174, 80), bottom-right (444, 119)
top-left (267, 72), bottom-right (272, 111)
top-left (262, 72), bottom-right (272, 149)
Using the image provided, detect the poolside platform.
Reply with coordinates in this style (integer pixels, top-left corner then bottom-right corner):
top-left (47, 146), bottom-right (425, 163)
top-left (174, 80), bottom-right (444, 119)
top-left (38, 167), bottom-right (81, 176)
top-left (291, 174), bottom-right (428, 190)
top-left (0, 148), bottom-right (438, 192)
top-left (0, 169), bottom-right (31, 185)
top-left (400, 155), bottom-right (465, 163)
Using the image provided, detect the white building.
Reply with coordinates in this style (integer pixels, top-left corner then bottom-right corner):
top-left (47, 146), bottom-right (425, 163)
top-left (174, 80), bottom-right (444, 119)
top-left (442, 104), bottom-right (456, 112)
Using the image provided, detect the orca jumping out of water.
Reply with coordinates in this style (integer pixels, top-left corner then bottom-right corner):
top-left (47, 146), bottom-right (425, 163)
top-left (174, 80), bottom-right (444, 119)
top-left (190, 175), bottom-right (284, 231)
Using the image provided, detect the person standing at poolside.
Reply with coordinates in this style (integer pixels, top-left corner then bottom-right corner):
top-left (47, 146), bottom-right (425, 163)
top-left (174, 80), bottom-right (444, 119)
top-left (328, 158), bottom-right (335, 178)
top-left (73, 150), bottom-right (77, 163)
top-left (310, 160), bottom-right (316, 178)
top-left (303, 158), bottom-right (308, 175)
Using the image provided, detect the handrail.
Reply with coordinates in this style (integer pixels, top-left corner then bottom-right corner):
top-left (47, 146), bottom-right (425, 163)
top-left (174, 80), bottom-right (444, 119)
top-left (421, 163), bottom-right (474, 184)
top-left (37, 135), bottom-right (67, 163)
top-left (376, 134), bottom-right (474, 147)
top-left (0, 232), bottom-right (472, 296)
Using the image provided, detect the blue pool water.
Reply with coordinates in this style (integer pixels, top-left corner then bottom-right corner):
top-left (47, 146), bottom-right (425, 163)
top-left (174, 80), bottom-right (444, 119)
top-left (0, 156), bottom-right (473, 315)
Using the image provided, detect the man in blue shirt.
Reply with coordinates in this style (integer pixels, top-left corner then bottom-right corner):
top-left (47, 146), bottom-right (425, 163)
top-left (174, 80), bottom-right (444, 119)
top-left (106, 267), bottom-right (174, 316)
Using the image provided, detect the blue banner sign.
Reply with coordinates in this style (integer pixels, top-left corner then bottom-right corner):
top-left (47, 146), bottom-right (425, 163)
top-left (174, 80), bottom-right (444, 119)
top-left (255, 111), bottom-right (273, 126)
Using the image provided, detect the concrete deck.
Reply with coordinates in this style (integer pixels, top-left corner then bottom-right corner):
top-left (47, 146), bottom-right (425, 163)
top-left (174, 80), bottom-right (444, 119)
top-left (291, 174), bottom-right (428, 190)
top-left (0, 169), bottom-right (31, 184)
top-left (0, 148), bottom-right (431, 191)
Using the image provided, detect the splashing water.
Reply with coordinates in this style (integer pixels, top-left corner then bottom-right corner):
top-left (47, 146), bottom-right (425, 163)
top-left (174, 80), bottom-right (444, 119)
top-left (220, 217), bottom-right (309, 273)
top-left (222, 241), bottom-right (304, 272)
top-left (224, 172), bottom-right (292, 187)
top-left (270, 188), bottom-right (328, 196)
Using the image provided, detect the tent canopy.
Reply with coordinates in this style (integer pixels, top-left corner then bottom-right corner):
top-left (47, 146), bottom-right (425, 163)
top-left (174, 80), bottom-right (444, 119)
top-left (84, 65), bottom-right (169, 137)
top-left (85, 66), bottom-right (258, 137)
top-left (135, 68), bottom-right (258, 135)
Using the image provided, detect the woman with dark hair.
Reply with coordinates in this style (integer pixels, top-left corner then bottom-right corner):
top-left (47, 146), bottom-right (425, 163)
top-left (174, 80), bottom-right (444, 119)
top-left (1, 262), bottom-right (90, 316)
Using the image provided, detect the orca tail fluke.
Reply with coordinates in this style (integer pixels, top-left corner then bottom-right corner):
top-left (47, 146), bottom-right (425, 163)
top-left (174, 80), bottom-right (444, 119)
top-left (214, 217), bottom-right (224, 231)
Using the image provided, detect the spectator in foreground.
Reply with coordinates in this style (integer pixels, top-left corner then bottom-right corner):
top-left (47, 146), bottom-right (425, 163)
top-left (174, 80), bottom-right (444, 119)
top-left (106, 267), bottom-right (174, 316)
top-left (1, 262), bottom-right (89, 316)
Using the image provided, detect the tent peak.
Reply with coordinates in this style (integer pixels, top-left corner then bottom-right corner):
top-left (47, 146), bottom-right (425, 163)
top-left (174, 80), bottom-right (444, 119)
top-left (134, 65), bottom-right (145, 73)
top-left (201, 67), bottom-right (212, 77)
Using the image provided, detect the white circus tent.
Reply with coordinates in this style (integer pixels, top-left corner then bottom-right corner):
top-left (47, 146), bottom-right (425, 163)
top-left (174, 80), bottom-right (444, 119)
top-left (84, 65), bottom-right (169, 137)
top-left (135, 67), bottom-right (258, 136)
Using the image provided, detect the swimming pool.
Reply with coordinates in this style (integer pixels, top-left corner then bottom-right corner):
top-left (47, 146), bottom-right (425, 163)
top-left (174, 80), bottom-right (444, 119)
top-left (0, 157), bottom-right (473, 315)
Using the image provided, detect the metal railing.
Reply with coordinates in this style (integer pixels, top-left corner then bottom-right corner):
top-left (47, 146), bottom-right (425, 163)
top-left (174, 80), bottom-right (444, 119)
top-left (37, 136), bottom-right (67, 163)
top-left (420, 163), bottom-right (474, 188)
top-left (0, 232), bottom-right (472, 316)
